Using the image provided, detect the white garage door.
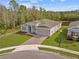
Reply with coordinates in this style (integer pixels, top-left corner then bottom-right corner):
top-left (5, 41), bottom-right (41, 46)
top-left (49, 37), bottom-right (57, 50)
top-left (36, 28), bottom-right (50, 36)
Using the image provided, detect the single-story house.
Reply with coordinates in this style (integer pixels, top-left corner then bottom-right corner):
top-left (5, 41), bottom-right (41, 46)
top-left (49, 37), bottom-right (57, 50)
top-left (21, 19), bottom-right (62, 36)
top-left (67, 21), bottom-right (79, 39)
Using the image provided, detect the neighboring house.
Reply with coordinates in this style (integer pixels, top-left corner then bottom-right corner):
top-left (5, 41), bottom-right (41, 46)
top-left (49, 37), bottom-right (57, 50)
top-left (67, 21), bottom-right (79, 39)
top-left (21, 19), bottom-right (62, 36)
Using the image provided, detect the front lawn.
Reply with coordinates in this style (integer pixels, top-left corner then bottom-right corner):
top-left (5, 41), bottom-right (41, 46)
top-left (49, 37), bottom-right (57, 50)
top-left (0, 33), bottom-right (31, 48)
top-left (42, 26), bottom-right (79, 51)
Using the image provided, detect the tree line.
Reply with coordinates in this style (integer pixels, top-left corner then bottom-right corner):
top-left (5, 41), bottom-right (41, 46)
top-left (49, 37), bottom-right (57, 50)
top-left (0, 0), bottom-right (79, 30)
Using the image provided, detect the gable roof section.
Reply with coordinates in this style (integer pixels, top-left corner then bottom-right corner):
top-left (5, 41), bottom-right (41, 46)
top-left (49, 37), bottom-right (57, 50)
top-left (26, 19), bottom-right (62, 29)
top-left (38, 20), bottom-right (61, 29)
top-left (69, 21), bottom-right (79, 29)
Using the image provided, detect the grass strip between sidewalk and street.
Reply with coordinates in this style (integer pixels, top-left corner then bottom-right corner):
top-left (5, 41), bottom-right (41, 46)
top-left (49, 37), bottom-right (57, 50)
top-left (0, 48), bottom-right (15, 55)
top-left (39, 47), bottom-right (79, 59)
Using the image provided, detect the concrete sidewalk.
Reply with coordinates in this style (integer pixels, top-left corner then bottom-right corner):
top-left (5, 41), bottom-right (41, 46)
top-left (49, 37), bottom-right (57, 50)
top-left (12, 45), bottom-right (79, 55)
top-left (0, 45), bottom-right (79, 55)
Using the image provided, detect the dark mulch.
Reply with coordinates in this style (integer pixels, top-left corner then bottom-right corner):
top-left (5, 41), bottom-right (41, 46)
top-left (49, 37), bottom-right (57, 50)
top-left (15, 31), bottom-right (33, 37)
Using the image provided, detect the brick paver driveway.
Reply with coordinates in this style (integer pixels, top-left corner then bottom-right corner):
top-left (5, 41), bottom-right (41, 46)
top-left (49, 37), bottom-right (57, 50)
top-left (23, 35), bottom-right (47, 45)
top-left (0, 50), bottom-right (70, 59)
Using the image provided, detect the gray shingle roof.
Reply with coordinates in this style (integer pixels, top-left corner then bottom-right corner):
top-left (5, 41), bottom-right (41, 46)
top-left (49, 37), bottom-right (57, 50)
top-left (69, 21), bottom-right (79, 29)
top-left (26, 19), bottom-right (62, 29)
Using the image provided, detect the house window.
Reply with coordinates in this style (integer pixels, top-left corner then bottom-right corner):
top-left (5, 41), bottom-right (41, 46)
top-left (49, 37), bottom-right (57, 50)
top-left (28, 26), bottom-right (31, 32)
top-left (72, 32), bottom-right (78, 39)
top-left (73, 32), bottom-right (78, 36)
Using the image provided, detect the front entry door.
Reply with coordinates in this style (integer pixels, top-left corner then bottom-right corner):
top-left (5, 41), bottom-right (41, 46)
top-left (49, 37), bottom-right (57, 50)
top-left (28, 26), bottom-right (31, 33)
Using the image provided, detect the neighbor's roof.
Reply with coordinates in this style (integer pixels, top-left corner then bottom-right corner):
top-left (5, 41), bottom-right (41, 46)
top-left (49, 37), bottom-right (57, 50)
top-left (69, 21), bottom-right (79, 29)
top-left (26, 19), bottom-right (62, 29)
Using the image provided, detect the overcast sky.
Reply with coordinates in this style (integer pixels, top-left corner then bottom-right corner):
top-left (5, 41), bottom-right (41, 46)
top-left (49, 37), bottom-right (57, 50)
top-left (0, 0), bottom-right (79, 11)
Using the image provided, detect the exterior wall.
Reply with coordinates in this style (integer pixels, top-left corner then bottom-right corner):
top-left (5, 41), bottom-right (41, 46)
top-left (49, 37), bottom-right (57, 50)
top-left (68, 28), bottom-right (79, 38)
top-left (21, 24), bottom-right (36, 33)
top-left (36, 27), bottom-right (50, 36)
top-left (21, 25), bottom-right (28, 32)
top-left (67, 30), bottom-right (71, 36)
top-left (21, 22), bottom-right (62, 36)
top-left (67, 30), bottom-right (72, 39)
top-left (50, 23), bottom-right (62, 36)
top-left (78, 32), bottom-right (79, 37)
top-left (50, 26), bottom-right (56, 36)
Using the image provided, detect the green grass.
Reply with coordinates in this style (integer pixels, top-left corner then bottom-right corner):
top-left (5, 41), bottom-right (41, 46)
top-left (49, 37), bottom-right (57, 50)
top-left (0, 48), bottom-right (15, 55)
top-left (0, 33), bottom-right (31, 48)
top-left (0, 28), bottom-right (19, 34)
top-left (39, 47), bottom-right (79, 58)
top-left (42, 26), bottom-right (79, 51)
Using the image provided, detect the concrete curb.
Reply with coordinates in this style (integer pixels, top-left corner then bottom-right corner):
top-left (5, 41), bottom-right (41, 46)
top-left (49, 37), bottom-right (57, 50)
top-left (0, 45), bottom-right (79, 55)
